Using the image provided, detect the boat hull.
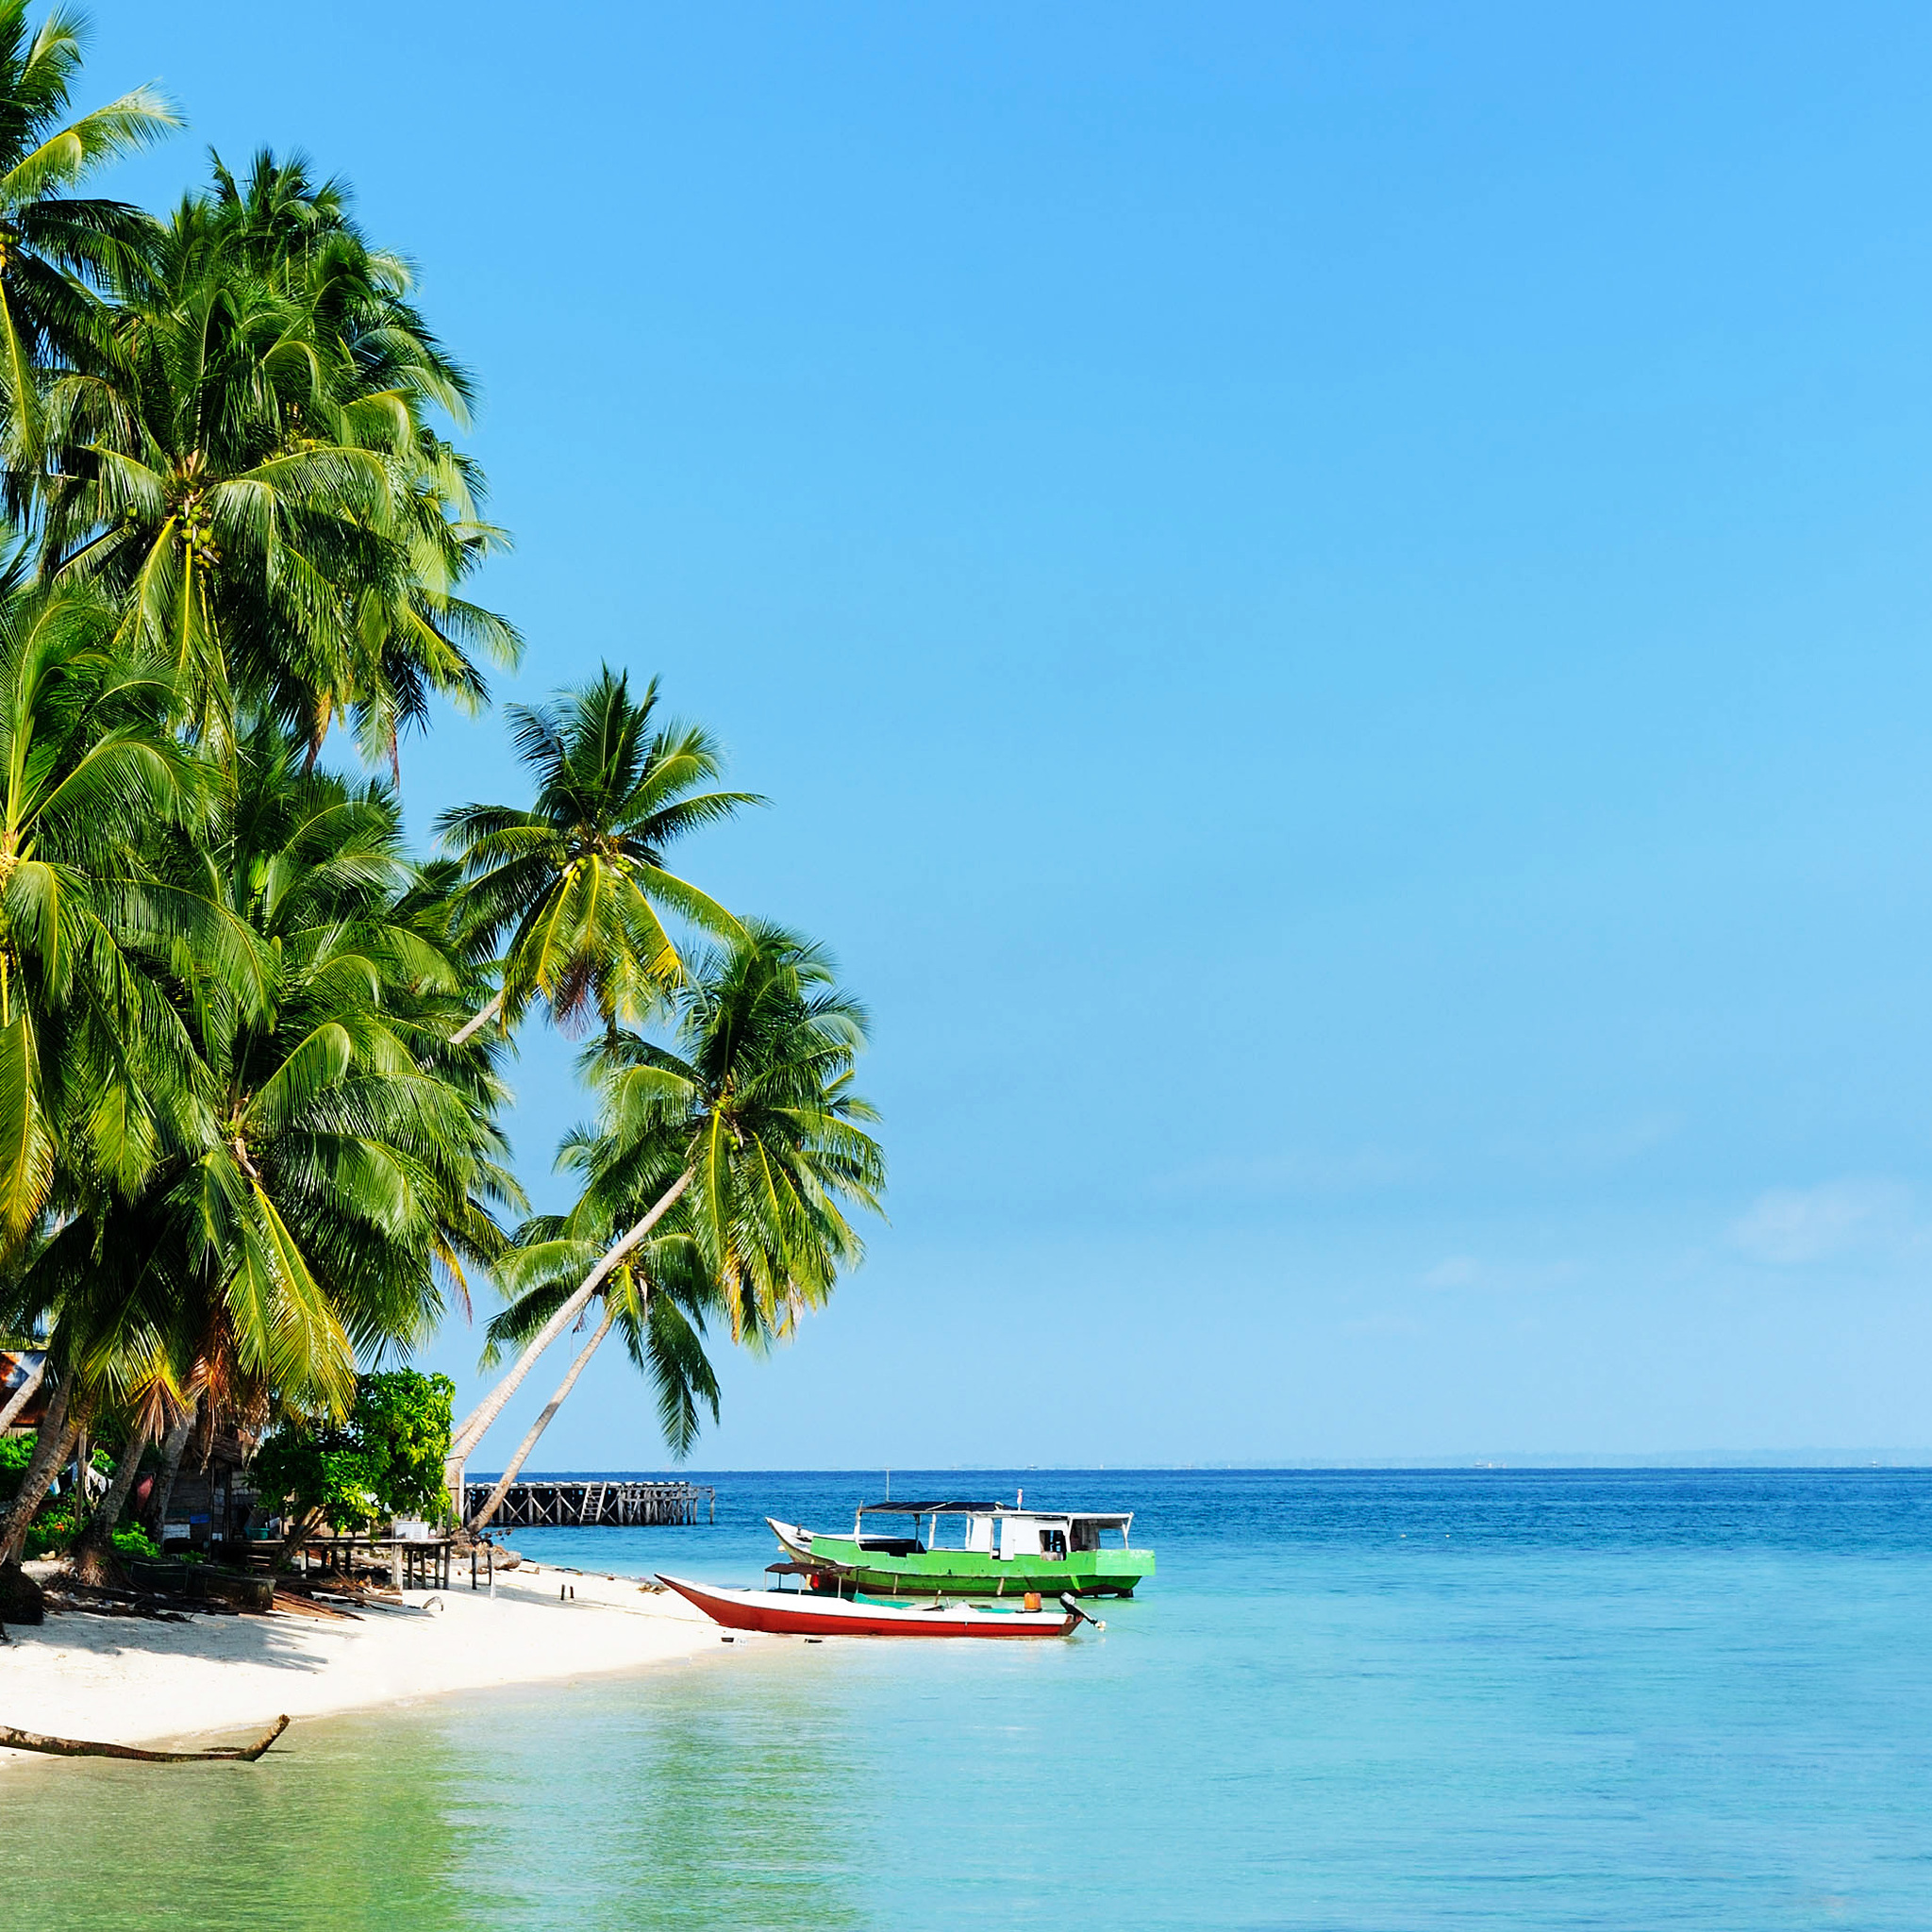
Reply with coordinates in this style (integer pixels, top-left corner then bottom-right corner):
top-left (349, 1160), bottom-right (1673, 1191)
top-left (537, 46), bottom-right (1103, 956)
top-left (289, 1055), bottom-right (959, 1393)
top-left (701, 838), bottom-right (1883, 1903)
top-left (767, 1521), bottom-right (1153, 1598)
top-left (658, 1573), bottom-right (1079, 1638)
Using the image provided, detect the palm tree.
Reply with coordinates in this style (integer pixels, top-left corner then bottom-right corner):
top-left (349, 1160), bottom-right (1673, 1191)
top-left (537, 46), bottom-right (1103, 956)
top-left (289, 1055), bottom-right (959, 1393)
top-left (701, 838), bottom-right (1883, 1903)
top-left (41, 239), bottom-right (397, 750)
top-left (458, 924), bottom-right (885, 1525)
top-left (42, 157), bottom-right (518, 763)
top-left (436, 667), bottom-right (756, 1047)
top-left (0, 567), bottom-right (212, 1248)
top-left (193, 150), bottom-right (523, 771)
top-left (10, 724), bottom-right (520, 1564)
top-left (463, 1212), bottom-right (724, 1530)
top-left (0, 1), bottom-right (177, 482)
top-left (0, 1342), bottom-right (67, 1562)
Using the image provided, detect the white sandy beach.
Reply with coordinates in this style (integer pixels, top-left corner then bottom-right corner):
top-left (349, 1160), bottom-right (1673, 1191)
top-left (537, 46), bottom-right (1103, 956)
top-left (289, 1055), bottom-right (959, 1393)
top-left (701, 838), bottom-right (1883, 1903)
top-left (0, 1560), bottom-right (719, 1756)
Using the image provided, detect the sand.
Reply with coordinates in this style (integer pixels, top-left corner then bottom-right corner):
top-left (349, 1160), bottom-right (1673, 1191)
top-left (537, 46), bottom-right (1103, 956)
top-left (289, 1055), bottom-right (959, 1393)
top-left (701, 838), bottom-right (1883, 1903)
top-left (0, 1557), bottom-right (720, 1756)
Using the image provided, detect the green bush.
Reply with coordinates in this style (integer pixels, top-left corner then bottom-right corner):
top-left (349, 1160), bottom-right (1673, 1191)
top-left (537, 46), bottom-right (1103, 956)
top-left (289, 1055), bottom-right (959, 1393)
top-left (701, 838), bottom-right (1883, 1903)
top-left (22, 1498), bottom-right (76, 1558)
top-left (0, 1429), bottom-right (34, 1502)
top-left (20, 1507), bottom-right (159, 1560)
top-left (256, 1370), bottom-right (457, 1535)
top-left (109, 1522), bottom-right (158, 1560)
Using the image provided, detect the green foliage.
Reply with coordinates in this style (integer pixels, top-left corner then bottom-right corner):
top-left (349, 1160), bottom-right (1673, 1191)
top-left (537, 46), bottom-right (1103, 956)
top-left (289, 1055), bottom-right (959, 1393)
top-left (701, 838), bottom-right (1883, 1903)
top-left (20, 1505), bottom-right (154, 1559)
top-left (0, 14), bottom-right (882, 1534)
top-left (21, 1506), bottom-right (71, 1557)
top-left (110, 1520), bottom-right (158, 1559)
top-left (0, 1425), bottom-right (31, 1500)
top-left (436, 666), bottom-right (755, 1041)
top-left (256, 1370), bottom-right (456, 1532)
top-left (477, 924), bottom-right (884, 1491)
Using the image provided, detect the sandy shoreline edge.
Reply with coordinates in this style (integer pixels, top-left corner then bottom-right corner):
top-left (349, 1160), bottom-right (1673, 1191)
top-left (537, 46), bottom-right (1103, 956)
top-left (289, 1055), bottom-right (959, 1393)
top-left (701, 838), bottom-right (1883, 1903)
top-left (0, 1560), bottom-right (719, 1757)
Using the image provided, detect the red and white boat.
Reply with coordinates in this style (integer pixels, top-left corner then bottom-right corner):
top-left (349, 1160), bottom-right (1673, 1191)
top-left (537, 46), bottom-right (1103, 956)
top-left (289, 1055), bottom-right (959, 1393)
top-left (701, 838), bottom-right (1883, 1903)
top-left (657, 1572), bottom-right (1094, 1639)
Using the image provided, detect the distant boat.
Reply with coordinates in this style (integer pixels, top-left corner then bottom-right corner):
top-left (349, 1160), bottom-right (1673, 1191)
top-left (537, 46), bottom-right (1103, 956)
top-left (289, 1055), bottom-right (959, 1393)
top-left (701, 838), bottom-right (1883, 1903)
top-left (766, 1496), bottom-right (1155, 1598)
top-left (657, 1572), bottom-right (1092, 1638)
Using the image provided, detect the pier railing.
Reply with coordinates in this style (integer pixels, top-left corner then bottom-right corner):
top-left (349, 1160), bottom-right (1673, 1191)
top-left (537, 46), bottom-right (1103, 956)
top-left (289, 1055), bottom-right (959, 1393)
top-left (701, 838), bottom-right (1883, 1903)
top-left (465, 1478), bottom-right (715, 1529)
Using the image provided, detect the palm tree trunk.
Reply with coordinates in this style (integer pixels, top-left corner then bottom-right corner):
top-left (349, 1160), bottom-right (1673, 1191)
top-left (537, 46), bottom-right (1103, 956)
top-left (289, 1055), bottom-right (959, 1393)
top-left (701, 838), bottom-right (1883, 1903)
top-left (71, 1429), bottom-right (149, 1583)
top-left (0, 1349), bottom-right (45, 1432)
top-left (0, 1378), bottom-right (73, 1566)
top-left (142, 1400), bottom-right (198, 1540)
top-left (467, 1302), bottom-right (620, 1532)
top-left (451, 990), bottom-right (505, 1047)
top-left (449, 1168), bottom-right (691, 1464)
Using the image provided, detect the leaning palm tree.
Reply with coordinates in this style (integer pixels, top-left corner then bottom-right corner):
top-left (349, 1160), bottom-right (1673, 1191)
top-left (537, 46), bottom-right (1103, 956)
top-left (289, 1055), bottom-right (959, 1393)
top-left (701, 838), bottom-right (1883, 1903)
top-left (455, 924), bottom-right (885, 1519)
top-left (0, 1), bottom-right (177, 483)
top-left (461, 1213), bottom-right (724, 1530)
top-left (436, 667), bottom-right (756, 1046)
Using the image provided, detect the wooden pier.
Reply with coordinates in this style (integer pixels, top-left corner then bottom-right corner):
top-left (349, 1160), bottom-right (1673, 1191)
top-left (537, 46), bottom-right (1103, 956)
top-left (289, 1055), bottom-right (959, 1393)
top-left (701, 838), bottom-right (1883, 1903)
top-left (466, 1479), bottom-right (715, 1529)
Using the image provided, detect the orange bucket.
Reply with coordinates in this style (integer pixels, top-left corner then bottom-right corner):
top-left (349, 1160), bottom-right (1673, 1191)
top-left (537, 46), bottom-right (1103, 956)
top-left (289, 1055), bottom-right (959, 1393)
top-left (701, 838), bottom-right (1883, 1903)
top-left (1024, 1591), bottom-right (1041, 1611)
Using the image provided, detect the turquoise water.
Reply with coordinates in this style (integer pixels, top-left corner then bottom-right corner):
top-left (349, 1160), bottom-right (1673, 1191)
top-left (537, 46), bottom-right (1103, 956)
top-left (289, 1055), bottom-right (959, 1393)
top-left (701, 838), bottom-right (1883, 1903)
top-left (7, 1469), bottom-right (1932, 1928)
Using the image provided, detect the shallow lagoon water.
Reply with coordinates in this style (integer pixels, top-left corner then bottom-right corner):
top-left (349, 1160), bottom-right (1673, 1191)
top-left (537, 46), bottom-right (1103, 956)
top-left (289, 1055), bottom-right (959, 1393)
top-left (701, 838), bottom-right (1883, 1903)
top-left (6, 1469), bottom-right (1932, 1929)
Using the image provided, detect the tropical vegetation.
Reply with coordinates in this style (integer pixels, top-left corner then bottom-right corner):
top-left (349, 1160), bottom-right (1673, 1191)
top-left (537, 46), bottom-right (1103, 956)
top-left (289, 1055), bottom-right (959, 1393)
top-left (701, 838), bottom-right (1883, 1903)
top-left (255, 1369), bottom-right (457, 1544)
top-left (0, 4), bottom-right (884, 1577)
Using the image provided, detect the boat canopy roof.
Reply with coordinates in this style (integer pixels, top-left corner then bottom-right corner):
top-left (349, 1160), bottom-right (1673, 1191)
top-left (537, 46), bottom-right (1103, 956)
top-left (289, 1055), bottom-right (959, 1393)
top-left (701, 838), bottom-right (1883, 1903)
top-left (858, 1499), bottom-right (1002, 1514)
top-left (857, 1499), bottom-right (1132, 1525)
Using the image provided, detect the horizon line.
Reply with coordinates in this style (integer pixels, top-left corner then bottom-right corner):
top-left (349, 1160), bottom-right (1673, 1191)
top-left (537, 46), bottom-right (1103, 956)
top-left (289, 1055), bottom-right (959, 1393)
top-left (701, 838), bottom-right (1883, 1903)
top-left (473, 1451), bottom-right (1932, 1479)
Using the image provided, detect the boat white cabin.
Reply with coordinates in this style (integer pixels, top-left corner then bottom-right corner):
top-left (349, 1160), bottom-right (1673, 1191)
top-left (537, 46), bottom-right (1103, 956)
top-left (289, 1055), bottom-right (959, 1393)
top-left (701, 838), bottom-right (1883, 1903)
top-left (845, 1499), bottom-right (1136, 1559)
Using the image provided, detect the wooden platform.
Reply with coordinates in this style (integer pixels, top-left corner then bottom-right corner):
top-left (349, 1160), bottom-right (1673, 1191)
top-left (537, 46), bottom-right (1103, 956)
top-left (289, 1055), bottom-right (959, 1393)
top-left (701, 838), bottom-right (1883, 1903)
top-left (466, 1479), bottom-right (715, 1528)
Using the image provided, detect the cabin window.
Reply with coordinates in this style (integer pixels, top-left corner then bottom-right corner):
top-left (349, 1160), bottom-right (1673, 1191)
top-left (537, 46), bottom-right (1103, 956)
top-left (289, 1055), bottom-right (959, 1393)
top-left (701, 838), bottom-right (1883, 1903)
top-left (1041, 1526), bottom-right (1068, 1559)
top-left (929, 1513), bottom-right (971, 1551)
top-left (1072, 1520), bottom-right (1100, 1553)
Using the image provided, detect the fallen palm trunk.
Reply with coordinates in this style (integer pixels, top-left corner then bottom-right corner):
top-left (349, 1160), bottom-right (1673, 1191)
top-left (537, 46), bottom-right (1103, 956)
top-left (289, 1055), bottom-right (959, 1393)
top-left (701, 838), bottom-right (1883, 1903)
top-left (0, 1714), bottom-right (291, 1762)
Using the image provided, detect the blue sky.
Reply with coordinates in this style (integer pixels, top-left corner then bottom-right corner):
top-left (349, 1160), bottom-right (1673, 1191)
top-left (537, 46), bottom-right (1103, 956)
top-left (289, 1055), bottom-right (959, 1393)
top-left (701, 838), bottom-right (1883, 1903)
top-left (92, 2), bottom-right (1932, 1465)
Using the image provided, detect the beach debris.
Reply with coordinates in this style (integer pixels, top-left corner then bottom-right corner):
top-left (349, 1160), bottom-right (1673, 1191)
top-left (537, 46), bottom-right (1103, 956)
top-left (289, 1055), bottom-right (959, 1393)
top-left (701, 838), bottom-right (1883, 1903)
top-left (271, 1590), bottom-right (360, 1621)
top-left (40, 1587), bottom-right (191, 1624)
top-left (0, 1714), bottom-right (291, 1763)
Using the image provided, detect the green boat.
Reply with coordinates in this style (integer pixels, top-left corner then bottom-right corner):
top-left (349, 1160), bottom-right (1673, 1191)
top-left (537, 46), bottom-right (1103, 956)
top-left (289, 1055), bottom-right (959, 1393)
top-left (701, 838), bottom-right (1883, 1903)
top-left (766, 1497), bottom-right (1154, 1599)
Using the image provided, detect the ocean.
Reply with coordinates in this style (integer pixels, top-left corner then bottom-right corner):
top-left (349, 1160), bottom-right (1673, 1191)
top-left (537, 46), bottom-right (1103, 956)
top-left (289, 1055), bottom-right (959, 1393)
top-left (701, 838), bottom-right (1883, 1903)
top-left (7, 1468), bottom-right (1932, 1929)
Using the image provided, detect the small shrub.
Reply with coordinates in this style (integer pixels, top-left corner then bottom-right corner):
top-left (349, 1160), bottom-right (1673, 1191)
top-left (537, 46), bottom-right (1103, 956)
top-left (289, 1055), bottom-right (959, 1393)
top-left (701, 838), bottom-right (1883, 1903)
top-left (0, 1429), bottom-right (34, 1503)
top-left (22, 1502), bottom-right (76, 1559)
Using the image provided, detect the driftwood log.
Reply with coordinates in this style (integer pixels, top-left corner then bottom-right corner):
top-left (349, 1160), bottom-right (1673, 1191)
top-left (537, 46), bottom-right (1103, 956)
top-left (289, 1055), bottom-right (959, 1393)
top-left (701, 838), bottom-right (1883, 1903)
top-left (0, 1713), bottom-right (291, 1762)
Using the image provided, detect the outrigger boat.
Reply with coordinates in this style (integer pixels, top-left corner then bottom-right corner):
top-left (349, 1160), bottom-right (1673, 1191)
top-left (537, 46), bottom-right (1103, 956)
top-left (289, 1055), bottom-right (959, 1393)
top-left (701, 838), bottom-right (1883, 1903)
top-left (766, 1496), bottom-right (1154, 1599)
top-left (658, 1572), bottom-right (1098, 1639)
